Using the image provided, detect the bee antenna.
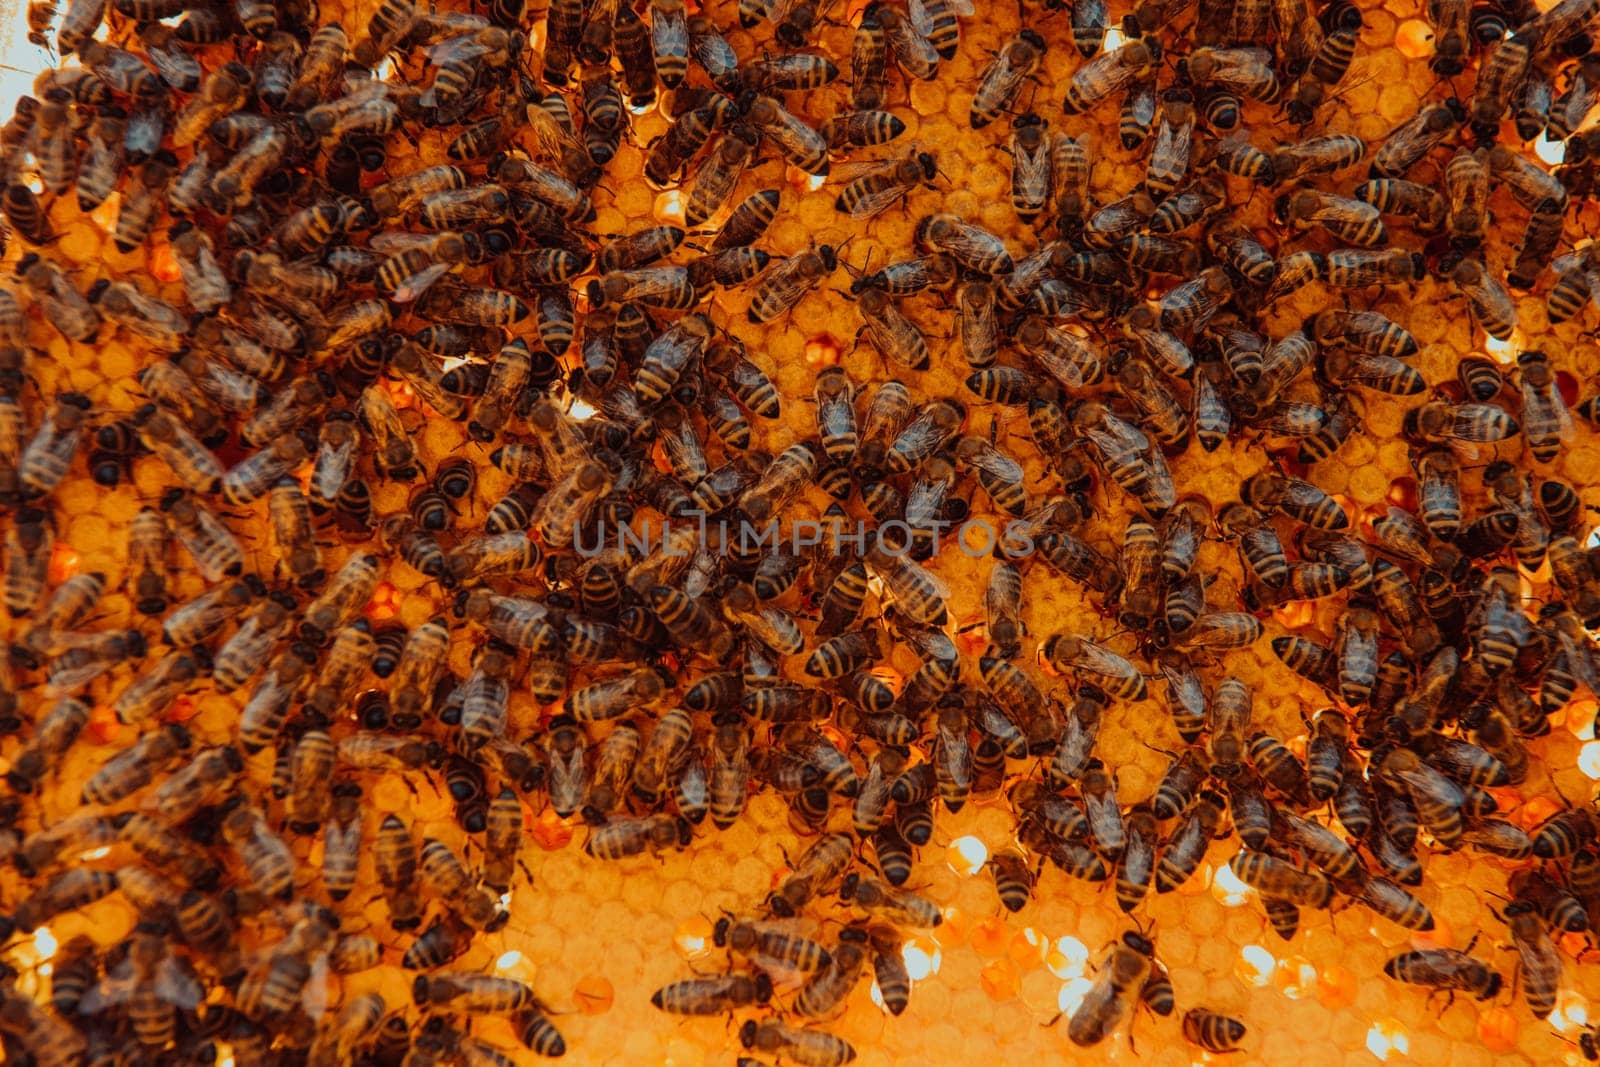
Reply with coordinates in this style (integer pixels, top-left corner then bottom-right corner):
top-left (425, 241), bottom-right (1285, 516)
top-left (841, 248), bottom-right (869, 280)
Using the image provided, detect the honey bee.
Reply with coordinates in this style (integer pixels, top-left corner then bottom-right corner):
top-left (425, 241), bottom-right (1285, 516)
top-left (1503, 900), bottom-right (1563, 1017)
top-left (170, 61), bottom-right (253, 149)
top-left (48, 0), bottom-right (102, 54)
top-left (1446, 254), bottom-right (1516, 337)
top-left (1548, 248), bottom-right (1600, 324)
top-left (970, 29), bottom-right (1045, 128)
top-left (222, 434), bottom-right (311, 509)
top-left (351, 0), bottom-right (418, 65)
top-left (713, 915), bottom-right (832, 975)
top-left (1470, 33), bottom-right (1532, 137)
top-left (1427, 0), bottom-right (1471, 74)
top-left (1280, 189), bottom-right (1386, 245)
top-left (1178, 1010), bottom-right (1246, 1053)
top-left (836, 150), bottom-right (939, 219)
top-left (740, 1020), bottom-right (856, 1067)
top-left (1016, 316), bottom-right (1105, 389)
top-left (1405, 399), bottom-right (1521, 445)
top-left (1288, 13), bottom-right (1359, 121)
top-left (1382, 101), bottom-right (1465, 175)
top-left (1064, 38), bottom-right (1157, 113)
top-left (1120, 351), bottom-right (1196, 448)
top-left (1065, 931), bottom-right (1155, 1047)
top-left (1351, 177), bottom-right (1448, 232)
top-left (1184, 46), bottom-right (1279, 105)
top-left (0, 172), bottom-right (55, 246)
top-left (1241, 470), bottom-right (1349, 530)
top-left (1384, 945), bottom-right (1502, 1001)
top-left (644, 96), bottom-right (734, 188)
top-left (652, 973), bottom-right (772, 1016)
top-left (1380, 747), bottom-right (1467, 846)
top-left (1073, 400), bottom-right (1176, 514)
top-left (682, 13), bottom-right (738, 90)
top-left (1229, 850), bottom-right (1334, 908)
top-left (18, 255), bottom-right (100, 342)
top-left (413, 972), bottom-right (536, 1014)
top-left (211, 593), bottom-right (295, 695)
top-left (1516, 350), bottom-right (1572, 463)
top-left (679, 126), bottom-right (756, 228)
top-left (745, 94), bottom-right (829, 174)
top-left (874, 2), bottom-right (938, 80)
top-left (838, 871), bottom-right (941, 928)
top-left (1044, 634), bottom-right (1148, 701)
top-left (218, 799), bottom-right (294, 899)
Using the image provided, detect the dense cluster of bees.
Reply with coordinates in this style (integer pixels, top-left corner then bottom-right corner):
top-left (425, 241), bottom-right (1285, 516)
top-left (0, 0), bottom-right (1597, 1060)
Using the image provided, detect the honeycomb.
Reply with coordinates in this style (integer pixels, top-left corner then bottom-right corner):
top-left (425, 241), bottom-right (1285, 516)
top-left (0, 0), bottom-right (1599, 1062)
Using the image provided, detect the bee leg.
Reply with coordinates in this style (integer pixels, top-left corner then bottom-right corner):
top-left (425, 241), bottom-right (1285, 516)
top-left (1020, 77), bottom-right (1042, 117)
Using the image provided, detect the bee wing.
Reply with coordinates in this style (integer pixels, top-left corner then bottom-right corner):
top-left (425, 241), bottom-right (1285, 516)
top-left (916, 560), bottom-right (952, 604)
top-left (971, 446), bottom-right (1024, 483)
top-left (1396, 763), bottom-right (1465, 807)
top-left (391, 262), bottom-right (458, 304)
top-left (1278, 478), bottom-right (1332, 509)
top-left (1265, 402), bottom-right (1327, 437)
top-left (908, 0), bottom-right (935, 36)
top-left (154, 957), bottom-right (204, 1010)
top-left (985, 566), bottom-right (1019, 610)
top-left (1527, 379), bottom-right (1577, 441)
top-left (1032, 334), bottom-right (1101, 390)
top-left (1183, 612), bottom-right (1261, 648)
top-left (817, 392), bottom-right (855, 438)
top-left (874, 553), bottom-right (950, 603)
top-left (146, 44), bottom-right (201, 92)
top-left (1084, 640), bottom-right (1135, 677)
top-left (1309, 197), bottom-right (1373, 226)
top-left (1452, 403), bottom-right (1518, 441)
top-left (1160, 655), bottom-right (1199, 693)
top-left (977, 51), bottom-right (1027, 100)
top-left (427, 34), bottom-right (492, 65)
top-left (1066, 969), bottom-right (1119, 1044)
top-left (771, 116), bottom-right (826, 159)
top-left (334, 76), bottom-right (393, 107)
top-left (903, 476), bottom-right (949, 519)
top-left (369, 231), bottom-right (436, 254)
top-left (313, 438), bottom-right (357, 499)
top-left (753, 606), bottom-right (804, 653)
top-left (1558, 631), bottom-right (1600, 693)
top-left (847, 178), bottom-right (915, 220)
top-left (836, 159), bottom-right (919, 218)
top-left (904, 624), bottom-right (956, 662)
top-left (1083, 422), bottom-right (1143, 461)
top-left (76, 949), bottom-right (139, 1014)
top-left (1513, 922), bottom-right (1562, 985)
top-left (301, 952), bottom-right (331, 1021)
top-left (1220, 45), bottom-right (1275, 67)
top-left (1014, 135), bottom-right (1053, 186)
top-left (1347, 354), bottom-right (1424, 392)
top-left (651, 9), bottom-right (688, 55)
top-left (1158, 114), bottom-right (1194, 161)
top-left (519, 103), bottom-right (585, 160)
